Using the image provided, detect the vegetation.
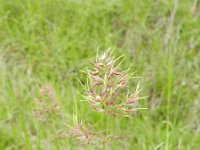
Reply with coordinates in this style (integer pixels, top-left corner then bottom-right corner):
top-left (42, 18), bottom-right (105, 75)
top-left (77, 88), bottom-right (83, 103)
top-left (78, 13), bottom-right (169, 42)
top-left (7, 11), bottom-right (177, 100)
top-left (0, 0), bottom-right (199, 149)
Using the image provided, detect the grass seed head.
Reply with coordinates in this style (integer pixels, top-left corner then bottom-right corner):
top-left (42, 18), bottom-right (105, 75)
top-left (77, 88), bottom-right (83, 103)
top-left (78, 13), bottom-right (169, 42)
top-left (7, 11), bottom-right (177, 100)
top-left (32, 84), bottom-right (60, 123)
top-left (84, 50), bottom-right (146, 117)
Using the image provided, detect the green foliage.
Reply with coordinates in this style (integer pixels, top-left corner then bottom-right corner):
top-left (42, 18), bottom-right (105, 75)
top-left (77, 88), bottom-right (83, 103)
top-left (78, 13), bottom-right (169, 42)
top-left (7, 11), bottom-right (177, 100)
top-left (0, 0), bottom-right (199, 149)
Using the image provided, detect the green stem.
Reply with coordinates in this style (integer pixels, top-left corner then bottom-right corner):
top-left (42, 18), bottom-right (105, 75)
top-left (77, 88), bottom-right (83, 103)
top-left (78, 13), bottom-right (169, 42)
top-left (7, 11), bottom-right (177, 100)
top-left (165, 56), bottom-right (173, 150)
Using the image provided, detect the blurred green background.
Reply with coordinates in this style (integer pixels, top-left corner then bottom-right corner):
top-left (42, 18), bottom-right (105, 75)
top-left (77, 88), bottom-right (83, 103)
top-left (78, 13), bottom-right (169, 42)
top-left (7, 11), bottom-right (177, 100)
top-left (0, 0), bottom-right (199, 149)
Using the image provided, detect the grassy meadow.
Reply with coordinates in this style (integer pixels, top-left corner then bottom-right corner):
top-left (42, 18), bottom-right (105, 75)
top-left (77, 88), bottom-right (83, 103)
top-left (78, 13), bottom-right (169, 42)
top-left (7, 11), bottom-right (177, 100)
top-left (0, 0), bottom-right (200, 149)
